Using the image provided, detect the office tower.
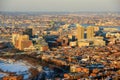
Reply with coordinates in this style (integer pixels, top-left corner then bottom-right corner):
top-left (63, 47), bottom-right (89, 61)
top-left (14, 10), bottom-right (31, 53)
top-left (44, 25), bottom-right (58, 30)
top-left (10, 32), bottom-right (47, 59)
top-left (61, 37), bottom-right (68, 46)
top-left (76, 24), bottom-right (84, 41)
top-left (23, 28), bottom-right (33, 38)
top-left (14, 34), bottom-right (33, 50)
top-left (94, 26), bottom-right (99, 32)
top-left (12, 20), bottom-right (15, 29)
top-left (12, 33), bottom-right (20, 45)
top-left (86, 26), bottom-right (94, 39)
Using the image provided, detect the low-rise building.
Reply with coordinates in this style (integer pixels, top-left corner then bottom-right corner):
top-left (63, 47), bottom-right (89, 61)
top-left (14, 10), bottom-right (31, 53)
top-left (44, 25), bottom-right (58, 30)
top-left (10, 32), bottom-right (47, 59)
top-left (69, 41), bottom-right (77, 47)
top-left (3, 75), bottom-right (23, 80)
top-left (93, 39), bottom-right (105, 46)
top-left (78, 41), bottom-right (89, 47)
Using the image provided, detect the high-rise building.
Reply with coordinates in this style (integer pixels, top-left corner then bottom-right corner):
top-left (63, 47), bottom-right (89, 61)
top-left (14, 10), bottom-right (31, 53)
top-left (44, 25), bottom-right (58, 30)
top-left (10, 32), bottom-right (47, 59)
top-left (61, 37), bottom-right (68, 46)
top-left (94, 26), bottom-right (99, 32)
top-left (12, 33), bottom-right (20, 45)
top-left (76, 24), bottom-right (84, 41)
top-left (23, 28), bottom-right (33, 38)
top-left (13, 34), bottom-right (33, 50)
top-left (86, 26), bottom-right (94, 39)
top-left (12, 20), bottom-right (15, 29)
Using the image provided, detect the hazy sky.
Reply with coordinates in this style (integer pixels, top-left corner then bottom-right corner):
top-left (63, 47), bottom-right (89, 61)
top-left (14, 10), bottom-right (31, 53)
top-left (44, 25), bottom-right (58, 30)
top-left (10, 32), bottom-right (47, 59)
top-left (0, 0), bottom-right (119, 12)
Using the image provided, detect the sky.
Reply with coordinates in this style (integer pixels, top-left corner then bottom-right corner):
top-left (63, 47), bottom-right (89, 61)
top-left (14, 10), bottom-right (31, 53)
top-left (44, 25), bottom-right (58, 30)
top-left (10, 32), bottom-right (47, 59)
top-left (0, 0), bottom-right (120, 12)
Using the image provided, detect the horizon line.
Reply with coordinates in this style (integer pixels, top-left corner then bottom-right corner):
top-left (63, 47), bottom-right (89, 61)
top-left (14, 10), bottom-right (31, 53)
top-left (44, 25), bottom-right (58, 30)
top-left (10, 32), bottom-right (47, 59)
top-left (0, 10), bottom-right (120, 13)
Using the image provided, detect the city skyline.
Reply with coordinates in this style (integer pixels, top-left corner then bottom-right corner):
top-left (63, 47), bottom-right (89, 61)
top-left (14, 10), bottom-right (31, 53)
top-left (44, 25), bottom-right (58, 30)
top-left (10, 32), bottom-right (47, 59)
top-left (0, 7), bottom-right (120, 79)
top-left (0, 0), bottom-right (120, 12)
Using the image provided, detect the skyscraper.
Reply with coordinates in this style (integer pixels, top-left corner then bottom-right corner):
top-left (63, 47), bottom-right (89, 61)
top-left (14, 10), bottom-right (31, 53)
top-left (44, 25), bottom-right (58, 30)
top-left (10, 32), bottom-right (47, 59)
top-left (23, 28), bottom-right (33, 38)
top-left (13, 34), bottom-right (33, 50)
top-left (76, 24), bottom-right (84, 41)
top-left (12, 33), bottom-right (20, 45)
top-left (86, 26), bottom-right (94, 39)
